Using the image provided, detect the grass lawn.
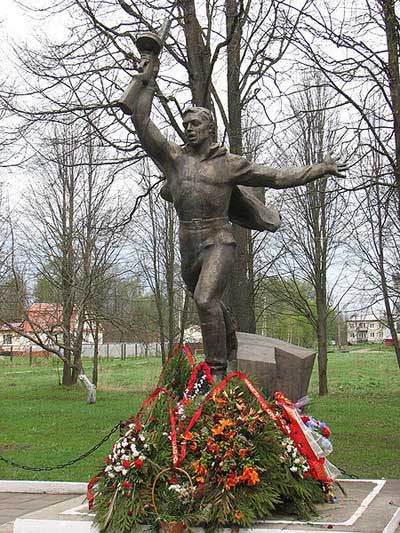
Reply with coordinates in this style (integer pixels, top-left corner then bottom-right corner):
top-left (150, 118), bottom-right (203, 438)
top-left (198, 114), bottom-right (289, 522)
top-left (0, 346), bottom-right (399, 482)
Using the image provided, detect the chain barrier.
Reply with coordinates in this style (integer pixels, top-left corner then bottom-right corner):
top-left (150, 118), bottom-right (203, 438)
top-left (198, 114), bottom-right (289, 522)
top-left (1, 418), bottom-right (359, 481)
top-left (0, 421), bottom-right (124, 472)
top-left (337, 465), bottom-right (359, 479)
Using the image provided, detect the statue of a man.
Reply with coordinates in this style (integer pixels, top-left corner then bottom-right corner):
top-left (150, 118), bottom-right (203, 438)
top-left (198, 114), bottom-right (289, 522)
top-left (128, 52), bottom-right (347, 382)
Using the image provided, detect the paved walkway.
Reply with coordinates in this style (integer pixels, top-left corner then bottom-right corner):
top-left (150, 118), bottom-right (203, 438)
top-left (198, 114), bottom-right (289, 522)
top-left (1, 480), bottom-right (400, 533)
top-left (0, 493), bottom-right (73, 532)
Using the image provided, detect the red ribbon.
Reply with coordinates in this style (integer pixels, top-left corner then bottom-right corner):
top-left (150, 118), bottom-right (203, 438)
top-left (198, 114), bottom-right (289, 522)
top-left (135, 387), bottom-right (170, 423)
top-left (87, 475), bottom-right (99, 510)
top-left (185, 361), bottom-right (213, 397)
top-left (181, 345), bottom-right (195, 368)
top-left (274, 392), bottom-right (332, 482)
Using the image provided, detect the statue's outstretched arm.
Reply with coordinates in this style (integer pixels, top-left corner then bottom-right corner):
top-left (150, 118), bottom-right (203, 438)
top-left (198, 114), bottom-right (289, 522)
top-left (237, 152), bottom-right (348, 189)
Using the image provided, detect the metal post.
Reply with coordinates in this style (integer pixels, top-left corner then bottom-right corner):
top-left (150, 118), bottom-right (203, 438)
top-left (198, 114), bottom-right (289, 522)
top-left (29, 346), bottom-right (33, 366)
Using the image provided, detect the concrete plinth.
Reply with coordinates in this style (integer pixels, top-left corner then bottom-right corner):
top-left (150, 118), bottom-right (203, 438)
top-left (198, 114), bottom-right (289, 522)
top-left (229, 333), bottom-right (316, 401)
top-left (6, 479), bottom-right (400, 533)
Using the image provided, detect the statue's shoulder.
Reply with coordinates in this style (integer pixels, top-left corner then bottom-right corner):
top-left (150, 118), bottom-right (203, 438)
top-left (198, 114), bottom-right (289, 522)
top-left (225, 151), bottom-right (253, 177)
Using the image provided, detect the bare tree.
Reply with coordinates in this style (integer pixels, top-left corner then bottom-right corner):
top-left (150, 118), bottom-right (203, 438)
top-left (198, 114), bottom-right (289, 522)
top-left (263, 79), bottom-right (351, 395)
top-left (350, 141), bottom-right (400, 367)
top-left (18, 122), bottom-right (126, 385)
top-left (1, 0), bottom-right (315, 335)
top-left (131, 162), bottom-right (186, 362)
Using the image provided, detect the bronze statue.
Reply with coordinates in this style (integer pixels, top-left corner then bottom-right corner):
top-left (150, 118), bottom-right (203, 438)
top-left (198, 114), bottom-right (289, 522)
top-left (120, 33), bottom-right (347, 382)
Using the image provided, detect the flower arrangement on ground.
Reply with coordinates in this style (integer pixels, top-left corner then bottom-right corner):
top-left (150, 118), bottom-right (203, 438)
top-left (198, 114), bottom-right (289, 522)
top-left (91, 347), bottom-right (338, 532)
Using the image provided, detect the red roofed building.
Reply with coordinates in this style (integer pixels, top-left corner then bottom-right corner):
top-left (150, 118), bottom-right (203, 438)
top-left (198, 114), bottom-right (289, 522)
top-left (24, 303), bottom-right (102, 344)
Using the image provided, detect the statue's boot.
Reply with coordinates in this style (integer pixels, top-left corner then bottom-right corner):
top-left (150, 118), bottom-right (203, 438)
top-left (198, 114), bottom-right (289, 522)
top-left (199, 320), bottom-right (227, 383)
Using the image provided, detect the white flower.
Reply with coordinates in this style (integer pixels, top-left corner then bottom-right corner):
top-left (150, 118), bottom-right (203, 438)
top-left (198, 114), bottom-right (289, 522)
top-left (143, 444), bottom-right (149, 450)
top-left (114, 465), bottom-right (123, 473)
top-left (108, 473), bottom-right (115, 478)
top-left (139, 455), bottom-right (145, 461)
top-left (122, 469), bottom-right (128, 476)
top-left (290, 466), bottom-right (298, 472)
top-left (294, 458), bottom-right (301, 464)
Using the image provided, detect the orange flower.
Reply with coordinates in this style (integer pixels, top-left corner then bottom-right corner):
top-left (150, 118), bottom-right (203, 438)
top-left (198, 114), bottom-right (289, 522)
top-left (235, 511), bottom-right (242, 520)
top-left (193, 460), bottom-right (208, 476)
top-left (225, 450), bottom-right (233, 458)
top-left (196, 476), bottom-right (205, 483)
top-left (212, 418), bottom-right (234, 435)
top-left (207, 438), bottom-right (220, 453)
top-left (238, 448), bottom-right (248, 458)
top-left (213, 395), bottom-right (227, 405)
top-left (224, 472), bottom-right (239, 490)
top-left (220, 419), bottom-right (234, 428)
top-left (240, 466), bottom-right (260, 486)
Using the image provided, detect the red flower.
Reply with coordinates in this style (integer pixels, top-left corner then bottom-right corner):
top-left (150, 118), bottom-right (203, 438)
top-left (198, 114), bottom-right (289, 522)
top-left (134, 458), bottom-right (144, 469)
top-left (122, 460), bottom-right (131, 468)
top-left (135, 423), bottom-right (143, 432)
top-left (168, 476), bottom-right (178, 484)
top-left (122, 481), bottom-right (132, 489)
top-left (322, 427), bottom-right (330, 438)
top-left (128, 510), bottom-right (133, 516)
top-left (105, 456), bottom-right (111, 465)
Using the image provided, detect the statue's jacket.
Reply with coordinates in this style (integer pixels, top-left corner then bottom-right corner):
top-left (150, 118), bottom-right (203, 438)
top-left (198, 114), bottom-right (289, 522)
top-left (159, 142), bottom-right (281, 233)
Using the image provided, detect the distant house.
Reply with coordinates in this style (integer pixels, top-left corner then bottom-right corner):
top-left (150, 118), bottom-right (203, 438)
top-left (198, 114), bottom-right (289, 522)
top-left (183, 325), bottom-right (203, 354)
top-left (24, 303), bottom-right (103, 345)
top-left (0, 322), bottom-right (28, 353)
top-left (346, 314), bottom-right (385, 344)
top-left (0, 303), bottom-right (103, 355)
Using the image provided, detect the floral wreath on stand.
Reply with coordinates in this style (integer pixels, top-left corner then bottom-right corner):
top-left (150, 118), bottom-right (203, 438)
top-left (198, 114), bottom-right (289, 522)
top-left (89, 345), bottom-right (339, 532)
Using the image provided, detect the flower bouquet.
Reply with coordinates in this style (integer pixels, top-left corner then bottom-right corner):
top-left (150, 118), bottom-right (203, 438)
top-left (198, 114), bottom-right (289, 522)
top-left (91, 347), bottom-right (337, 532)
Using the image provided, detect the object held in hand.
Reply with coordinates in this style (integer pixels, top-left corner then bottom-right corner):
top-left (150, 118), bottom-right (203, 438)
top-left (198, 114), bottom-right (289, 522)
top-left (118, 19), bottom-right (170, 115)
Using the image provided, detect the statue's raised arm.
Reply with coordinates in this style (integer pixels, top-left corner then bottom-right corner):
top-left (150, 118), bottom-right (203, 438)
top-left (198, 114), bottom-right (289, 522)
top-left (118, 23), bottom-right (178, 171)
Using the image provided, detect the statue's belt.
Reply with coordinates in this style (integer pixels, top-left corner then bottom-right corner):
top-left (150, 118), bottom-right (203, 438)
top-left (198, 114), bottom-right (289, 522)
top-left (180, 217), bottom-right (230, 230)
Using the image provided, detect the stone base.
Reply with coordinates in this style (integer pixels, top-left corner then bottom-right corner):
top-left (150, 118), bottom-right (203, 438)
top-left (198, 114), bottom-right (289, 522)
top-left (11, 480), bottom-right (400, 533)
top-left (229, 333), bottom-right (316, 401)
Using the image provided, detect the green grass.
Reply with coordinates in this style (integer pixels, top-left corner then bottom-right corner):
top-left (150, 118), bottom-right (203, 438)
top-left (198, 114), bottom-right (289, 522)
top-left (308, 347), bottom-right (400, 479)
top-left (0, 356), bottom-right (162, 482)
top-left (0, 347), bottom-right (399, 482)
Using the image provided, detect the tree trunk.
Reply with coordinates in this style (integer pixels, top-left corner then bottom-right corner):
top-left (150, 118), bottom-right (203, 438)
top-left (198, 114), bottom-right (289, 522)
top-left (179, 0), bottom-right (212, 109)
top-left (92, 322), bottom-right (99, 386)
top-left (380, 0), bottom-right (400, 214)
top-left (225, 0), bottom-right (256, 333)
top-left (316, 289), bottom-right (328, 395)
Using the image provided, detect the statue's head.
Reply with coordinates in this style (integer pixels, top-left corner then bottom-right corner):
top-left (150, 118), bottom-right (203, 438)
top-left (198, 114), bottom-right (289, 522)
top-left (182, 106), bottom-right (215, 146)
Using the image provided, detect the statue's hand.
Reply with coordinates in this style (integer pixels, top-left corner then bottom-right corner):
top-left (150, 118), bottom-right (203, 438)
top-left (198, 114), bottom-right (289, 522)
top-left (322, 151), bottom-right (349, 178)
top-left (137, 52), bottom-right (160, 84)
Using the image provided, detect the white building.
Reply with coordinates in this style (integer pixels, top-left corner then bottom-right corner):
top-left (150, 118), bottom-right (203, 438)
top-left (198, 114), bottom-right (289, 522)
top-left (346, 314), bottom-right (385, 344)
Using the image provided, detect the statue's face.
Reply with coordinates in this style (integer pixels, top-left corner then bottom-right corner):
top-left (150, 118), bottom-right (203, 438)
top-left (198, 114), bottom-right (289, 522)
top-left (182, 112), bottom-right (212, 146)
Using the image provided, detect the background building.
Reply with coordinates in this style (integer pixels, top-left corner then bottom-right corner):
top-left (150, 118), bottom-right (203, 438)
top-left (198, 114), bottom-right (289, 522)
top-left (346, 314), bottom-right (385, 344)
